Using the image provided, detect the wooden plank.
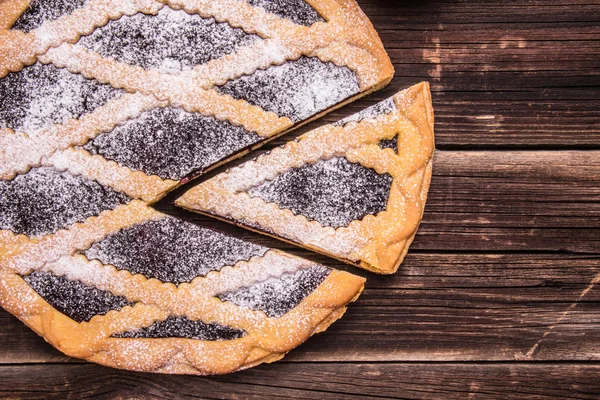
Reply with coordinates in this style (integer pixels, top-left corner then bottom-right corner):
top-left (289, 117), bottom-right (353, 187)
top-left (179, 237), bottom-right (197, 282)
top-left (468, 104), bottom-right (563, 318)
top-left (2, 253), bottom-right (599, 364)
top-left (415, 151), bottom-right (600, 252)
top-left (266, 0), bottom-right (600, 149)
top-left (1, 362), bottom-right (599, 399)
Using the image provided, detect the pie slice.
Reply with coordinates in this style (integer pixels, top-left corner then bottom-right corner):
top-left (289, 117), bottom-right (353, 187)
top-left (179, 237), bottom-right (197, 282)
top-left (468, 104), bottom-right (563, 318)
top-left (177, 82), bottom-right (435, 274)
top-left (0, 196), bottom-right (364, 374)
top-left (0, 0), bottom-right (393, 202)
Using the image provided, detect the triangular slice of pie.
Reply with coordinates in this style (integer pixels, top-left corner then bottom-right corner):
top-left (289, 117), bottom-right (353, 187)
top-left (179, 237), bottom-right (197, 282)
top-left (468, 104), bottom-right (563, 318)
top-left (177, 82), bottom-right (435, 274)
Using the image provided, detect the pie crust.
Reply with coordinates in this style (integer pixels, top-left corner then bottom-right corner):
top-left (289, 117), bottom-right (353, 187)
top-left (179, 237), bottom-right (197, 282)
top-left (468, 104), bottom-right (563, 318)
top-left (0, 0), bottom-right (383, 375)
top-left (177, 82), bottom-right (435, 274)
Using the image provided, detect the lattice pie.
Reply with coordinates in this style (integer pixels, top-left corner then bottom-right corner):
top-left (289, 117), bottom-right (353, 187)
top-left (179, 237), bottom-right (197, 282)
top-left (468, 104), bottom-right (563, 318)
top-left (0, 0), bottom-right (430, 375)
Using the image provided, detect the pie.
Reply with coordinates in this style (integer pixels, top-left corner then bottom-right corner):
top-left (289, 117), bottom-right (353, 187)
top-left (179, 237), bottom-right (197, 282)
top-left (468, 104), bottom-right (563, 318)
top-left (177, 82), bottom-right (435, 274)
top-left (0, 0), bottom-right (405, 375)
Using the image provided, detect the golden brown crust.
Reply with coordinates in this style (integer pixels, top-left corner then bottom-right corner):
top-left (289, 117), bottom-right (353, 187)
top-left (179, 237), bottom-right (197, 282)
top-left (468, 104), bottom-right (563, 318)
top-left (0, 203), bottom-right (364, 375)
top-left (45, 148), bottom-right (179, 203)
top-left (0, 0), bottom-right (29, 30)
top-left (177, 82), bottom-right (435, 274)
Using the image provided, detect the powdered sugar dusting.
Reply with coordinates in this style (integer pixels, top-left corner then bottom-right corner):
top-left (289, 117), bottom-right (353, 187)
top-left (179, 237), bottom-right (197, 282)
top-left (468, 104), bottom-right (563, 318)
top-left (216, 56), bottom-right (360, 122)
top-left (0, 63), bottom-right (122, 134)
top-left (241, 0), bottom-right (324, 27)
top-left (218, 265), bottom-right (330, 318)
top-left (112, 316), bottom-right (246, 340)
top-left (22, 271), bottom-right (133, 323)
top-left (77, 7), bottom-right (260, 73)
top-left (84, 216), bottom-right (269, 285)
top-left (334, 96), bottom-right (396, 127)
top-left (83, 107), bottom-right (262, 181)
top-left (11, 0), bottom-right (88, 33)
top-left (247, 157), bottom-right (392, 228)
top-left (0, 167), bottom-right (131, 237)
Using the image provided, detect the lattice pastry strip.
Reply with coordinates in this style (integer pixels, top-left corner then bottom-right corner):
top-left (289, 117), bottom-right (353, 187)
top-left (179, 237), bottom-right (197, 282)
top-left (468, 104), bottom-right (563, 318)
top-left (0, 202), bottom-right (364, 374)
top-left (0, 92), bottom-right (162, 180)
top-left (43, 147), bottom-right (178, 203)
top-left (177, 82), bottom-right (435, 274)
top-left (1, 0), bottom-right (393, 185)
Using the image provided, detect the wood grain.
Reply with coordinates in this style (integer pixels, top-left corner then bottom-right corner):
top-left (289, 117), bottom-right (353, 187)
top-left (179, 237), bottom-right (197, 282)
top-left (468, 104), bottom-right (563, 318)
top-left (1, 363), bottom-right (600, 400)
top-left (1, 0), bottom-right (600, 397)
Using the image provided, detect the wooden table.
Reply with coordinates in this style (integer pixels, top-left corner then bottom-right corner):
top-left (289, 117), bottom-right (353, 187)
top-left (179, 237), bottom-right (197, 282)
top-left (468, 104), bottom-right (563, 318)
top-left (2, 1), bottom-right (600, 398)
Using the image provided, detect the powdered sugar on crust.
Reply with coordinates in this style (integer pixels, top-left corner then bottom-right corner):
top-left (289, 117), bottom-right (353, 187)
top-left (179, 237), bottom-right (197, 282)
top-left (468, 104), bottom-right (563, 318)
top-left (0, 63), bottom-right (122, 134)
top-left (77, 7), bottom-right (260, 73)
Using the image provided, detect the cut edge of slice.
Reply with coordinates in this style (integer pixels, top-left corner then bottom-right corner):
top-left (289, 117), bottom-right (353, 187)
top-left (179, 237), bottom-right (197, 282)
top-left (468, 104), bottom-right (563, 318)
top-left (176, 82), bottom-right (434, 274)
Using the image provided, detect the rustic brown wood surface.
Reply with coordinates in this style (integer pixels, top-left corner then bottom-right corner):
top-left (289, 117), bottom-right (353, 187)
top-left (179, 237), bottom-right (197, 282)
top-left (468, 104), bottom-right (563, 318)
top-left (1, 0), bottom-right (599, 398)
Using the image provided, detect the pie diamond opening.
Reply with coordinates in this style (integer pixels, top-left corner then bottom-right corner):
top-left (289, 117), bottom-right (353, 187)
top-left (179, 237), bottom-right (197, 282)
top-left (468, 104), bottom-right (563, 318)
top-left (0, 63), bottom-right (122, 134)
top-left (77, 7), bottom-right (260, 73)
top-left (379, 135), bottom-right (399, 152)
top-left (218, 265), bottom-right (330, 318)
top-left (0, 167), bottom-right (130, 237)
top-left (334, 96), bottom-right (397, 127)
top-left (84, 216), bottom-right (268, 285)
top-left (247, 157), bottom-right (393, 228)
top-left (216, 56), bottom-right (360, 122)
top-left (112, 316), bottom-right (246, 340)
top-left (83, 107), bottom-right (262, 181)
top-left (23, 271), bottom-right (134, 323)
top-left (241, 0), bottom-right (325, 26)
